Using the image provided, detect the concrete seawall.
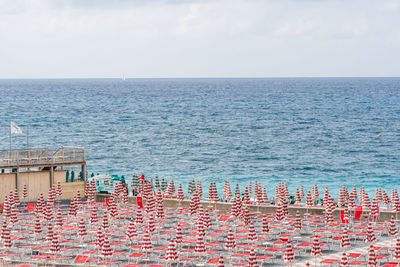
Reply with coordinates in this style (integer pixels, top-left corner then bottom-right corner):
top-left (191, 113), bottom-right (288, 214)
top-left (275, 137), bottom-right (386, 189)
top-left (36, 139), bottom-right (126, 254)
top-left (95, 193), bottom-right (399, 222)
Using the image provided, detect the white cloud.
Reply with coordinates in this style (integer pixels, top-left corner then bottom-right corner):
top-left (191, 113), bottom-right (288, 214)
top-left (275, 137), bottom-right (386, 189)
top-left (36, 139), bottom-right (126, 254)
top-left (0, 0), bottom-right (399, 78)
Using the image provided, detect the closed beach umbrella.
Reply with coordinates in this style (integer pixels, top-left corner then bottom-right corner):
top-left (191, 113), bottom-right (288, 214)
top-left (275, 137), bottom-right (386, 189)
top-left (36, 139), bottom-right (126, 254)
top-left (50, 232), bottom-right (60, 254)
top-left (217, 255), bottom-right (225, 267)
top-left (248, 222), bottom-right (257, 243)
top-left (166, 239), bottom-right (178, 263)
top-left (365, 222), bottom-right (376, 243)
top-left (101, 235), bottom-right (112, 258)
top-left (389, 215), bottom-right (398, 236)
top-left (248, 248), bottom-right (259, 267)
top-left (225, 229), bottom-right (236, 250)
top-left (177, 184), bottom-right (184, 201)
top-left (340, 252), bottom-right (348, 267)
top-left (175, 223), bottom-right (183, 247)
top-left (311, 238), bottom-right (322, 257)
top-left (393, 238), bottom-right (400, 261)
top-left (340, 227), bottom-right (351, 249)
top-left (262, 217), bottom-right (270, 234)
top-left (368, 244), bottom-right (377, 267)
top-left (283, 240), bottom-right (295, 265)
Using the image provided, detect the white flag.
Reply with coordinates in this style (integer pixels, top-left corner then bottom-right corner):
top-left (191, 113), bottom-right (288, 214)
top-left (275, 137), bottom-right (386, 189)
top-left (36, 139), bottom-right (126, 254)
top-left (10, 121), bottom-right (23, 134)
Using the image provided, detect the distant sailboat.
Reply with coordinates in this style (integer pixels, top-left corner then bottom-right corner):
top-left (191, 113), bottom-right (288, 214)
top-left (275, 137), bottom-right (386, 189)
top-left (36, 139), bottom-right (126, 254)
top-left (122, 74), bottom-right (126, 81)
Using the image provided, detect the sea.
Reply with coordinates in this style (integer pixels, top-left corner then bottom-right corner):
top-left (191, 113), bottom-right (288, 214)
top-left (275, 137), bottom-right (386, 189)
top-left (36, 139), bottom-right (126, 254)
top-left (1, 78), bottom-right (400, 197)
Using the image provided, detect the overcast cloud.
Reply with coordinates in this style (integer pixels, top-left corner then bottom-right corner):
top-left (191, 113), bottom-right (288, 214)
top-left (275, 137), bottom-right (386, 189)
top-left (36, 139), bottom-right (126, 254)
top-left (0, 0), bottom-right (399, 78)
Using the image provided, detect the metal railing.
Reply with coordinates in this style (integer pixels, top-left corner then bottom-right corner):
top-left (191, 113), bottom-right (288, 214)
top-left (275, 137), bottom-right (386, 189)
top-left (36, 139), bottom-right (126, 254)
top-left (0, 147), bottom-right (85, 168)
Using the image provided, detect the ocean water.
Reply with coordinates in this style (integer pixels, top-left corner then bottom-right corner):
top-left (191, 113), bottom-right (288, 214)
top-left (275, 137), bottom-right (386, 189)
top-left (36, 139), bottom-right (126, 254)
top-left (1, 78), bottom-right (400, 196)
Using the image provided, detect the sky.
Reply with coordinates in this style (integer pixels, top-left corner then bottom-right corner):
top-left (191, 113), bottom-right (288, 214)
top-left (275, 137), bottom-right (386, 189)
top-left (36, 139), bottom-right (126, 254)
top-left (0, 0), bottom-right (399, 78)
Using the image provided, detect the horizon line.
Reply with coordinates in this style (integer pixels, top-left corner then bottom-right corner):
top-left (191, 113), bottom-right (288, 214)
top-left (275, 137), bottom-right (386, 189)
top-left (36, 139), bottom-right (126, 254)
top-left (1, 76), bottom-right (400, 80)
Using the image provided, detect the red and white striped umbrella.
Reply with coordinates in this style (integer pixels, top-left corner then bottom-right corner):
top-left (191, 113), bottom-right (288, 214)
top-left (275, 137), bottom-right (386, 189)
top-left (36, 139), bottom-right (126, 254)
top-left (348, 191), bottom-right (356, 210)
top-left (34, 216), bottom-right (42, 235)
top-left (177, 184), bottom-right (184, 201)
top-left (300, 185), bottom-right (305, 199)
top-left (248, 222), bottom-right (257, 243)
top-left (195, 234), bottom-right (206, 254)
top-left (340, 227), bottom-right (351, 248)
top-left (189, 190), bottom-right (200, 215)
top-left (312, 184), bottom-right (319, 203)
top-left (306, 191), bottom-right (313, 207)
top-left (310, 238), bottom-right (322, 257)
top-left (50, 232), bottom-right (60, 254)
top-left (262, 217), bottom-right (270, 234)
top-left (363, 192), bottom-right (371, 210)
top-left (339, 252), bottom-right (348, 267)
top-left (126, 219), bottom-right (138, 243)
top-left (275, 199), bottom-right (285, 221)
top-left (10, 206), bottom-right (18, 225)
top-left (365, 222), bottom-right (376, 243)
top-left (243, 205), bottom-right (251, 225)
top-left (248, 248), bottom-right (259, 267)
top-left (145, 193), bottom-right (156, 214)
top-left (368, 244), bottom-right (377, 267)
top-left (96, 226), bottom-right (104, 248)
top-left (55, 210), bottom-right (63, 228)
top-left (203, 209), bottom-right (212, 229)
top-left (244, 187), bottom-right (250, 204)
top-left (46, 224), bottom-right (54, 242)
top-left (294, 211), bottom-right (302, 231)
top-left (369, 198), bottom-right (379, 220)
top-left (44, 204), bottom-right (54, 222)
top-left (224, 180), bottom-right (232, 201)
top-left (175, 223), bottom-right (183, 246)
top-left (262, 187), bottom-right (268, 203)
top-left (351, 185), bottom-right (357, 201)
top-left (1, 221), bottom-right (8, 240)
top-left (295, 188), bottom-right (301, 204)
top-left (382, 189), bottom-right (390, 205)
top-left (393, 238), bottom-right (400, 261)
top-left (217, 255), bottom-right (225, 267)
top-left (375, 188), bottom-right (383, 203)
top-left (2, 227), bottom-right (12, 249)
top-left (78, 218), bottom-right (87, 238)
top-left (323, 187), bottom-right (330, 207)
top-left (225, 229), bottom-right (236, 250)
top-left (136, 208), bottom-right (144, 225)
top-left (56, 182), bottom-right (62, 197)
top-left (13, 189), bottom-right (20, 206)
top-left (142, 229), bottom-right (153, 252)
top-left (156, 189), bottom-right (164, 218)
top-left (166, 239), bottom-right (178, 263)
top-left (102, 214), bottom-right (109, 230)
top-left (22, 184), bottom-right (28, 200)
top-left (389, 215), bottom-right (398, 236)
top-left (283, 240), bottom-right (295, 264)
top-left (101, 234), bottom-right (113, 258)
top-left (148, 213), bottom-right (156, 233)
top-left (165, 179), bottom-right (176, 196)
top-left (90, 207), bottom-right (98, 224)
top-left (196, 181), bottom-right (203, 199)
